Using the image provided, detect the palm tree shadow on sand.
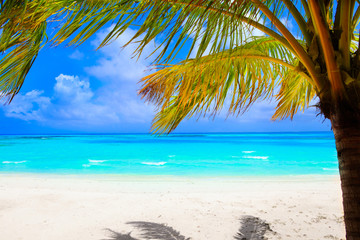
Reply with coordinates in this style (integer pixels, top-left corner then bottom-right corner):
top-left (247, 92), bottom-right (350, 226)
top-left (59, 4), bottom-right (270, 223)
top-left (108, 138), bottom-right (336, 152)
top-left (103, 215), bottom-right (276, 240)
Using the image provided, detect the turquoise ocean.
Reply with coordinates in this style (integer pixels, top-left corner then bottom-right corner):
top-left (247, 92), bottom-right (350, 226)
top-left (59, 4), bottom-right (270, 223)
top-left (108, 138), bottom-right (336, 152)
top-left (0, 132), bottom-right (338, 176)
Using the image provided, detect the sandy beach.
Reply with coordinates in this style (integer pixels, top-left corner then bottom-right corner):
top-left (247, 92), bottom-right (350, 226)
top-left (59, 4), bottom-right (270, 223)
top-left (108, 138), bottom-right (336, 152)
top-left (0, 174), bottom-right (345, 240)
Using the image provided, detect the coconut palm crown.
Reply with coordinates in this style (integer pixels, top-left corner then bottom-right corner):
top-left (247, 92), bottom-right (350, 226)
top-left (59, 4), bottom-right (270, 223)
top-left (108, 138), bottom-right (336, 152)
top-left (1, 0), bottom-right (360, 239)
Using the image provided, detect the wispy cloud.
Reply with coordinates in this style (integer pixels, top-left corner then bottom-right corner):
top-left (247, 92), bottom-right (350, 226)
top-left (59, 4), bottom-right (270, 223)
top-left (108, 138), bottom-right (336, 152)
top-left (85, 27), bottom-right (160, 81)
top-left (69, 49), bottom-right (85, 60)
top-left (4, 90), bottom-right (50, 121)
top-left (3, 75), bottom-right (120, 127)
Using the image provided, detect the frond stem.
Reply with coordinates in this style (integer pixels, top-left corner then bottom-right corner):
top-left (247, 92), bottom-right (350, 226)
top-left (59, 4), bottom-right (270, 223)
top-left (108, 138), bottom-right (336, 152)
top-left (300, 0), bottom-right (311, 18)
top-left (251, 0), bottom-right (321, 90)
top-left (281, 0), bottom-right (311, 43)
top-left (308, 0), bottom-right (343, 96)
top-left (339, 0), bottom-right (352, 70)
top-left (157, 54), bottom-right (313, 85)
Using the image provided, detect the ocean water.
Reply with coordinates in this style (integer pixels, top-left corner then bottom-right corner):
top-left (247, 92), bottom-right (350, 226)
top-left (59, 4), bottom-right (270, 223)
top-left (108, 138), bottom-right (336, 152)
top-left (0, 132), bottom-right (338, 176)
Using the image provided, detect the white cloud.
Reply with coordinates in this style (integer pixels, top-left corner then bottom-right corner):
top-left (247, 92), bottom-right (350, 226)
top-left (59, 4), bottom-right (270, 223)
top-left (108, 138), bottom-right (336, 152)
top-left (85, 27), bottom-right (160, 81)
top-left (2, 75), bottom-right (120, 126)
top-left (4, 90), bottom-right (50, 121)
top-left (54, 74), bottom-right (93, 103)
top-left (69, 49), bottom-right (85, 60)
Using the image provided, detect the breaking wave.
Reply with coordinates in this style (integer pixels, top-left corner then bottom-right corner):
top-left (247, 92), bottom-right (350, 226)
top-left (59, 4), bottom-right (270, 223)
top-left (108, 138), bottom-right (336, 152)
top-left (88, 159), bottom-right (107, 163)
top-left (141, 161), bottom-right (167, 166)
top-left (243, 156), bottom-right (269, 160)
top-left (2, 161), bottom-right (27, 164)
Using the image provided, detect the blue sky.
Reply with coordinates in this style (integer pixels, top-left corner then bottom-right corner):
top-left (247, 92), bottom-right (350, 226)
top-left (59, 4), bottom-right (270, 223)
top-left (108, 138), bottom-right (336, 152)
top-left (0, 25), bottom-right (331, 134)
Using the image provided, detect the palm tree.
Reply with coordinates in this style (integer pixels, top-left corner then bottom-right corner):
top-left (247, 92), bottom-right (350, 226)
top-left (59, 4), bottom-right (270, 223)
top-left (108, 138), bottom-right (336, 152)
top-left (0, 0), bottom-right (359, 238)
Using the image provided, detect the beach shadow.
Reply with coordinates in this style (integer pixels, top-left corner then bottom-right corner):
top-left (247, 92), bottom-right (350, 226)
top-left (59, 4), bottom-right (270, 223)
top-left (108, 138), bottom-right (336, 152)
top-left (103, 216), bottom-right (275, 240)
top-left (103, 229), bottom-right (138, 240)
top-left (234, 215), bottom-right (275, 240)
top-left (104, 222), bottom-right (190, 240)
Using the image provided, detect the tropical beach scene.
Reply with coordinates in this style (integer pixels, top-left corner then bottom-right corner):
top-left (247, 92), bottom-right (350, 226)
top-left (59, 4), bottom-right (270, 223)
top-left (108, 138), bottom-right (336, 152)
top-left (0, 1), bottom-right (359, 240)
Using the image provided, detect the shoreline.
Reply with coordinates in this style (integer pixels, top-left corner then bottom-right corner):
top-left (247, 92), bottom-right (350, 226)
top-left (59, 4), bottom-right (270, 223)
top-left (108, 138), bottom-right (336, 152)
top-left (0, 173), bottom-right (345, 239)
top-left (0, 172), bottom-right (340, 179)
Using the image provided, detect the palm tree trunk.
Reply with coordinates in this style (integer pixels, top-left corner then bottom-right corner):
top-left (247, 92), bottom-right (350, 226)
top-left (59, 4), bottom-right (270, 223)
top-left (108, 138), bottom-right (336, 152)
top-left (331, 107), bottom-right (360, 240)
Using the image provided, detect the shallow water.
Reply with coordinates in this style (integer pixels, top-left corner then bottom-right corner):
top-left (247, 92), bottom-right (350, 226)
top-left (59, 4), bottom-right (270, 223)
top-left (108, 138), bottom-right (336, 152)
top-left (0, 132), bottom-right (338, 176)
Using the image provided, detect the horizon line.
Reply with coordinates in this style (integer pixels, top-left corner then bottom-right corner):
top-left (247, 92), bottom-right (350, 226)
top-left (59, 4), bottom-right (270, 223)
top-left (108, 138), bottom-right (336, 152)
top-left (0, 131), bottom-right (333, 136)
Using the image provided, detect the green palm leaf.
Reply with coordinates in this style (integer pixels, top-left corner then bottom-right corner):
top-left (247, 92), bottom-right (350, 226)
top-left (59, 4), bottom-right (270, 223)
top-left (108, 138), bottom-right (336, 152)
top-left (272, 69), bottom-right (316, 120)
top-left (52, 0), bottom-right (267, 61)
top-left (140, 37), bottom-right (314, 133)
top-left (0, 22), bottom-right (46, 101)
top-left (0, 0), bottom-right (59, 101)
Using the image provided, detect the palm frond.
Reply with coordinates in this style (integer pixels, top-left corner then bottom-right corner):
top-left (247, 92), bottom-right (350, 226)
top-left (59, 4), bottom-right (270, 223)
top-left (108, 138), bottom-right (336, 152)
top-left (0, 0), bottom-right (61, 101)
top-left (0, 0), bottom-right (291, 101)
top-left (0, 0), bottom-right (324, 102)
top-left (0, 21), bottom-right (47, 101)
top-left (272, 68), bottom-right (316, 120)
top-left (51, 0), bottom-right (307, 62)
top-left (49, 0), bottom-right (322, 92)
top-left (140, 37), bottom-right (312, 133)
top-left (51, 0), bottom-right (126, 47)
top-left (53, 0), bottom-right (261, 62)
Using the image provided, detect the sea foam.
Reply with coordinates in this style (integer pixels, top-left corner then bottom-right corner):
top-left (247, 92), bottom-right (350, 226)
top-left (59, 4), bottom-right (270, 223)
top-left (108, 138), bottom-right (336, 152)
top-left (2, 161), bottom-right (27, 164)
top-left (242, 151), bottom-right (255, 153)
top-left (88, 159), bottom-right (107, 163)
top-left (141, 161), bottom-right (167, 166)
top-left (243, 156), bottom-right (269, 160)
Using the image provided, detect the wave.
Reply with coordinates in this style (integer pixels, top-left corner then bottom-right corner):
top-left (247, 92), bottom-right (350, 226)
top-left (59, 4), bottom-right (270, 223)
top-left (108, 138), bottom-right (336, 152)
top-left (242, 151), bottom-right (255, 154)
top-left (2, 161), bottom-right (27, 164)
top-left (88, 159), bottom-right (107, 163)
top-left (243, 156), bottom-right (269, 160)
top-left (168, 155), bottom-right (176, 158)
top-left (141, 161), bottom-right (167, 166)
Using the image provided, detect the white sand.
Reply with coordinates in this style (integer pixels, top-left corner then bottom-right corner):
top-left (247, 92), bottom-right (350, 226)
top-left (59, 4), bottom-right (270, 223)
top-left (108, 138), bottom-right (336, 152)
top-left (0, 174), bottom-right (345, 240)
